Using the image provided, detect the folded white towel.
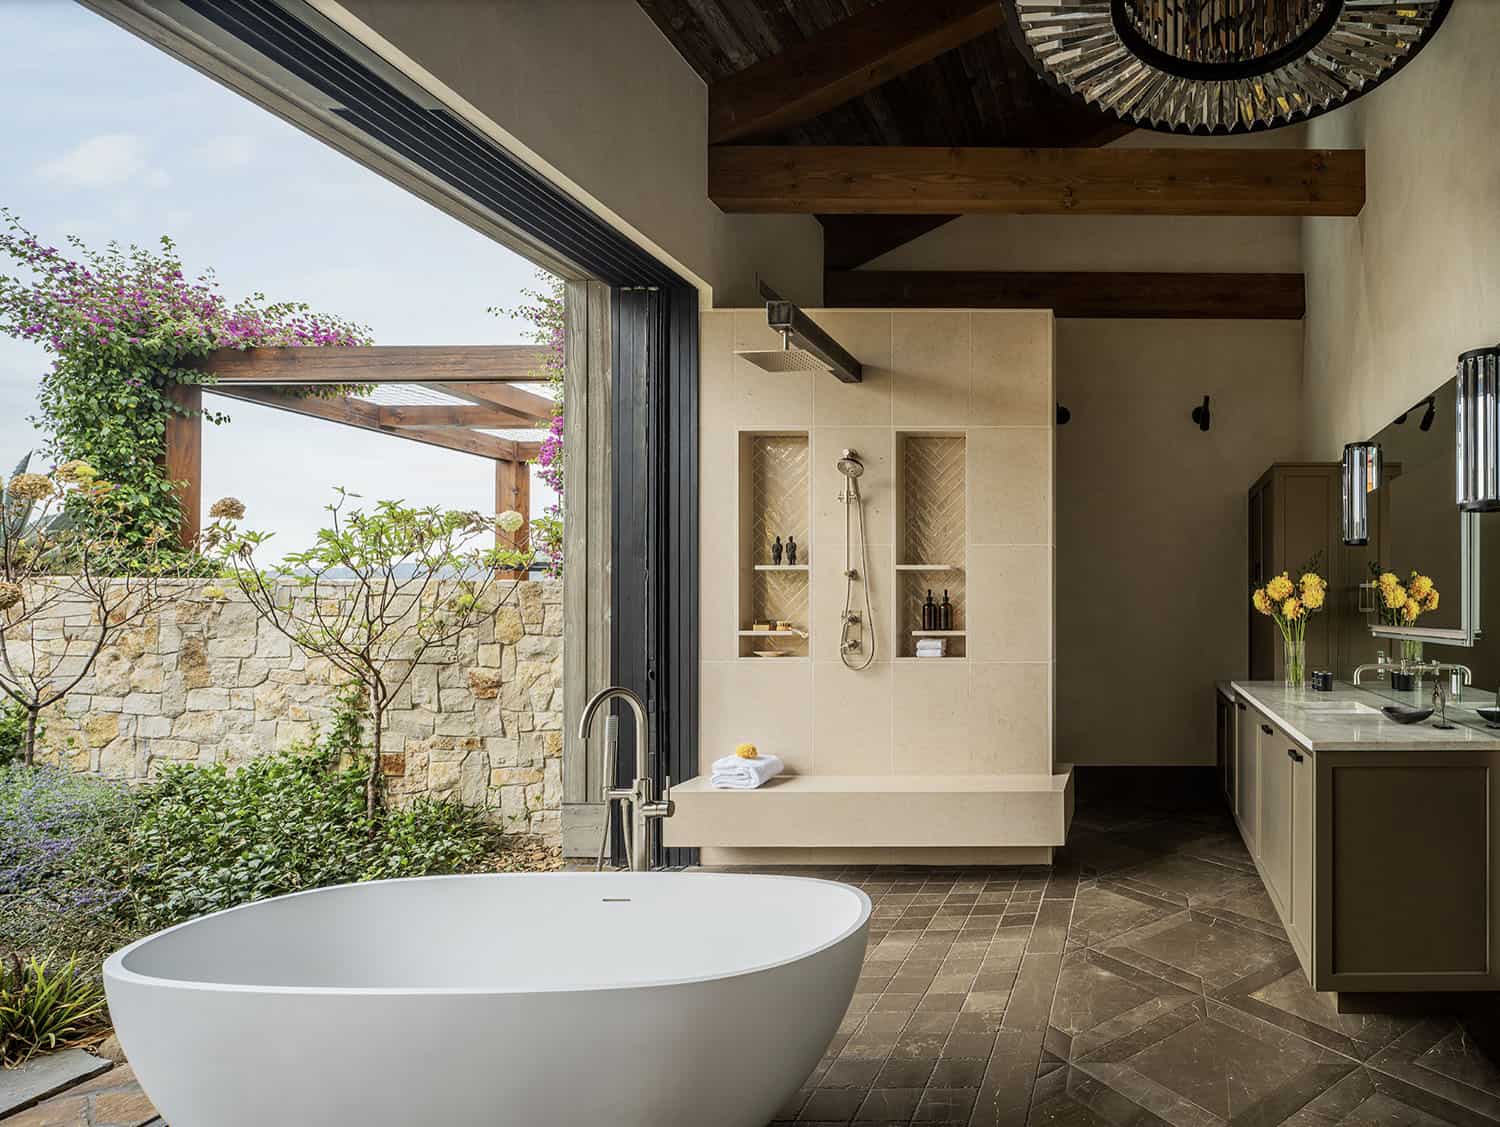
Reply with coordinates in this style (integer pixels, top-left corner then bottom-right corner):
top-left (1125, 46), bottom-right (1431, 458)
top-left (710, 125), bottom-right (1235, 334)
top-left (915, 639), bottom-right (947, 656)
top-left (709, 753), bottom-right (784, 789)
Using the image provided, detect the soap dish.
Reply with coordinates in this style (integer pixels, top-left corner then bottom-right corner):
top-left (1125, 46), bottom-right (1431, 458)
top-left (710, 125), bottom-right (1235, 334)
top-left (1382, 705), bottom-right (1433, 725)
top-left (1476, 707), bottom-right (1500, 727)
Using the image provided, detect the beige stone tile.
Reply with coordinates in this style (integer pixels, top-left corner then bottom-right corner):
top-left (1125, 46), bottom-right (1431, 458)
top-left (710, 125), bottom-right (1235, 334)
top-left (968, 428), bottom-right (1052, 547)
top-left (699, 658), bottom-right (814, 774)
top-left (971, 311), bottom-right (1052, 426)
top-left (809, 310), bottom-right (894, 427)
top-left (893, 660), bottom-right (974, 774)
top-left (698, 310), bottom-right (812, 429)
top-left (811, 541), bottom-right (894, 664)
top-left (969, 663), bottom-right (1051, 773)
top-left (698, 410), bottom-right (741, 662)
top-left (813, 427), bottom-right (895, 548)
top-left (966, 546), bottom-right (1052, 661)
top-left (813, 661), bottom-right (894, 773)
top-left (893, 311), bottom-right (970, 427)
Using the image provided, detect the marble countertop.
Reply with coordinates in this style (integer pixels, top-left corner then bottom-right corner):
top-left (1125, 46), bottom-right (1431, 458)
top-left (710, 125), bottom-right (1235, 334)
top-left (1230, 680), bottom-right (1500, 752)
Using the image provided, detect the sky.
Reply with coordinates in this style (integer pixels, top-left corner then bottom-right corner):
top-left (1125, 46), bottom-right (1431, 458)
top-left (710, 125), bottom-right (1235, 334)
top-left (0, 0), bottom-right (555, 558)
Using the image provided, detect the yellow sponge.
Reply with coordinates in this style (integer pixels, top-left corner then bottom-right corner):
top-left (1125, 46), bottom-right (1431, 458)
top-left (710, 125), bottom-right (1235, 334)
top-left (734, 743), bottom-right (759, 759)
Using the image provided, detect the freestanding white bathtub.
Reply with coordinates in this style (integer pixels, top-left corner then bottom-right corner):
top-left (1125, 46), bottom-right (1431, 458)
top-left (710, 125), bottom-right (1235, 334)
top-left (104, 872), bottom-right (870, 1127)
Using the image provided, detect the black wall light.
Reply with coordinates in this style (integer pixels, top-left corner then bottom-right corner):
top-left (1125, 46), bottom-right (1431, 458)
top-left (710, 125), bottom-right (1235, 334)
top-left (1056, 403), bottom-right (1071, 426)
top-left (1342, 442), bottom-right (1381, 546)
top-left (1191, 396), bottom-right (1211, 432)
top-left (1457, 345), bottom-right (1500, 511)
top-left (1420, 396), bottom-right (1437, 432)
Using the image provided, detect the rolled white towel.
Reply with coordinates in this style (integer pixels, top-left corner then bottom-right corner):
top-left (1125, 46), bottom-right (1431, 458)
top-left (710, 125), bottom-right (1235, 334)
top-left (709, 753), bottom-right (784, 789)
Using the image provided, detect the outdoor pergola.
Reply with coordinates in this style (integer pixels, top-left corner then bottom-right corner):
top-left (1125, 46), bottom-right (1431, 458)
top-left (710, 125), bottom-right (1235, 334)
top-left (166, 345), bottom-right (552, 568)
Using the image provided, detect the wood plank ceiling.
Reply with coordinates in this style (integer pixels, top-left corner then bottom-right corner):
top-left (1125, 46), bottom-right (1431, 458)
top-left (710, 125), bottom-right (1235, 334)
top-left (636, 0), bottom-right (1328, 318)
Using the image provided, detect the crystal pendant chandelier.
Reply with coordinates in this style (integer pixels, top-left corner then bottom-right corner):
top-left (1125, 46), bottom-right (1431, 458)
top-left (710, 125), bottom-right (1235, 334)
top-left (1007, 0), bottom-right (1453, 134)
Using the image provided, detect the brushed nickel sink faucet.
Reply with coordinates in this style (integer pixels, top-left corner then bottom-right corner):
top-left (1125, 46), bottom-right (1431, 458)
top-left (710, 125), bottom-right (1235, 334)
top-left (580, 685), bottom-right (674, 872)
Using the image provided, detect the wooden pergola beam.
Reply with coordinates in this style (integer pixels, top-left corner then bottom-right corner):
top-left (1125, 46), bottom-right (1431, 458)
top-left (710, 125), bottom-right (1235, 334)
top-left (376, 404), bottom-right (540, 429)
top-left (430, 381), bottom-right (554, 422)
top-left (198, 344), bottom-right (551, 384)
top-left (708, 0), bottom-right (1004, 144)
top-left (164, 384), bottom-right (202, 549)
top-left (495, 457), bottom-right (531, 578)
top-left (710, 147), bottom-right (1366, 216)
top-left (823, 270), bottom-right (1308, 319)
top-left (206, 387), bottom-right (521, 461)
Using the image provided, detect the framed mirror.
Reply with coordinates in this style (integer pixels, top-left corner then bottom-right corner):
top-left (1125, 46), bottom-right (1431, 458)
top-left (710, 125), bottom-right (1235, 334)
top-left (1356, 378), bottom-right (1480, 648)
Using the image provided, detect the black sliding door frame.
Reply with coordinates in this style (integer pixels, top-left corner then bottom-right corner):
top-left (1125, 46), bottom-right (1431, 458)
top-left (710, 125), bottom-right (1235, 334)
top-left (135, 0), bottom-right (701, 864)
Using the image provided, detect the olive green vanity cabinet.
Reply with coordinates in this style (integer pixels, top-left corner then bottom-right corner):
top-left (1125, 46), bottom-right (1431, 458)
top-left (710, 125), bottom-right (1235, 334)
top-left (1232, 690), bottom-right (1497, 998)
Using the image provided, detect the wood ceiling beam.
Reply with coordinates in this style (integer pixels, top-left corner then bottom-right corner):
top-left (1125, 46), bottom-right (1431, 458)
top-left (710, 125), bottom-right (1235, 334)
top-left (198, 345), bottom-right (551, 384)
top-left (376, 404), bottom-right (540, 429)
top-left (207, 387), bottom-right (520, 461)
top-left (823, 270), bottom-right (1308, 319)
top-left (708, 0), bottom-right (1004, 144)
top-left (711, 147), bottom-right (1366, 216)
top-left (818, 214), bottom-right (959, 270)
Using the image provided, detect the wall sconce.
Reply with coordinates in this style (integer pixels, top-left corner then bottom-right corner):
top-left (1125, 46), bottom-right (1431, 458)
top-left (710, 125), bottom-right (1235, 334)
top-left (1056, 403), bottom-right (1071, 426)
top-left (1190, 396), bottom-right (1211, 432)
top-left (1341, 441), bottom-right (1381, 545)
top-left (1457, 345), bottom-right (1500, 511)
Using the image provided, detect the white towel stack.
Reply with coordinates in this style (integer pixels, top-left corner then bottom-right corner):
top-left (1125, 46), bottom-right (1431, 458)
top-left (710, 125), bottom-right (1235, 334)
top-left (709, 752), bottom-right (784, 789)
top-left (915, 638), bottom-right (947, 658)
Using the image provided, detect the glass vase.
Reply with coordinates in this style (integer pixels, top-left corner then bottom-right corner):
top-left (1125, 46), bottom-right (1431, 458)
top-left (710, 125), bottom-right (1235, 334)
top-left (1283, 635), bottom-right (1306, 689)
top-left (1400, 638), bottom-right (1424, 665)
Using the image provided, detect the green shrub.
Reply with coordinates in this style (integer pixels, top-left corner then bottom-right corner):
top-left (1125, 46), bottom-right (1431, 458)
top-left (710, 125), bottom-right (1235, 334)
top-left (0, 766), bottom-right (140, 965)
top-left (0, 952), bottom-right (109, 1066)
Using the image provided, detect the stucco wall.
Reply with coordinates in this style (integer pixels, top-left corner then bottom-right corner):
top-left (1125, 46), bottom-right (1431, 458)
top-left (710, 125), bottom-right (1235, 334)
top-left (25, 579), bottom-right (563, 840)
top-left (1300, 0), bottom-right (1500, 458)
top-left (319, 0), bottom-right (823, 307)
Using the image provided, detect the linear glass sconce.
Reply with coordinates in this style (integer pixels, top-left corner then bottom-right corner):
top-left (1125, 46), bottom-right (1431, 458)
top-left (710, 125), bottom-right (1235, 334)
top-left (1457, 345), bottom-right (1500, 511)
top-left (1341, 442), bottom-right (1381, 546)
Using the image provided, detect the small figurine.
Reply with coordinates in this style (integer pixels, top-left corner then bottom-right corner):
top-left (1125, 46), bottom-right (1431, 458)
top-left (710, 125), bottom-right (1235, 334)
top-left (787, 535), bottom-right (798, 566)
top-left (771, 535), bottom-right (783, 565)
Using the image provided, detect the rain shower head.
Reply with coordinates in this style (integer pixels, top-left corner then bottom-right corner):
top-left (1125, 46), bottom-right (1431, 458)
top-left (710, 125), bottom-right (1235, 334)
top-left (735, 330), bottom-right (833, 373)
top-left (836, 450), bottom-right (864, 479)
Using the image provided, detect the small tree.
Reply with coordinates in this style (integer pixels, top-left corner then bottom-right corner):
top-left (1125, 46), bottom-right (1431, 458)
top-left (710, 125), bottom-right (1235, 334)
top-left (210, 491), bottom-right (532, 817)
top-left (0, 457), bottom-right (184, 766)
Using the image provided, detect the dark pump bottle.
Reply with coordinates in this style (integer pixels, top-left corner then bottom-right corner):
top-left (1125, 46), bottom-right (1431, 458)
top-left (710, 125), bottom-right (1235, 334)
top-left (940, 590), bottom-right (953, 631)
top-left (922, 589), bottom-right (936, 630)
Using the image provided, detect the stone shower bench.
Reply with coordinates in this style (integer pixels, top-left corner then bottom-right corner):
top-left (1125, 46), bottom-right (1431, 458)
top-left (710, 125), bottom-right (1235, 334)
top-left (666, 767), bottom-right (1073, 866)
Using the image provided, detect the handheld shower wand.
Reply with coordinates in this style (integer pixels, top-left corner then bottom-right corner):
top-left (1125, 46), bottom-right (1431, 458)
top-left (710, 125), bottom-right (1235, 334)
top-left (836, 450), bottom-right (876, 670)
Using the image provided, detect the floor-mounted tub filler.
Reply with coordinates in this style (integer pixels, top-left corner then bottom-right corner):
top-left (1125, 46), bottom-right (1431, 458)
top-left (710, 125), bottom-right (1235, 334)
top-left (104, 872), bottom-right (870, 1127)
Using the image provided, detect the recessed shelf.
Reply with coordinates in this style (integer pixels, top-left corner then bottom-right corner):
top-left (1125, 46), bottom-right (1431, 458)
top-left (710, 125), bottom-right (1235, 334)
top-left (753, 564), bottom-right (809, 571)
top-left (911, 630), bottom-right (966, 637)
top-left (736, 629), bottom-right (806, 637)
top-left (896, 563), bottom-right (962, 571)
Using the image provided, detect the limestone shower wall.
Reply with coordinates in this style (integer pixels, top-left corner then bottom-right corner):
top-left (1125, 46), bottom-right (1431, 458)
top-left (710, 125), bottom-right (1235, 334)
top-left (26, 579), bottom-right (563, 841)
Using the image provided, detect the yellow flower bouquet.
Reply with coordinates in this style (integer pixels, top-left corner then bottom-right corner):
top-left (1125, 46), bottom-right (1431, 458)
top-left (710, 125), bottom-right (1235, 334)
top-left (1251, 565), bottom-right (1328, 687)
top-left (1371, 567), bottom-right (1440, 662)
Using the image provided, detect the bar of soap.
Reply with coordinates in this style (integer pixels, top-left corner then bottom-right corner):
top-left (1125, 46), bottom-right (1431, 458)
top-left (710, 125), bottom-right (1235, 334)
top-left (735, 743), bottom-right (759, 759)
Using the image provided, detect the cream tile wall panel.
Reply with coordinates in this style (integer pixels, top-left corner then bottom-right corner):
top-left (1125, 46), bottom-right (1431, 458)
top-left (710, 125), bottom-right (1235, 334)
top-left (812, 428), bottom-right (895, 547)
top-left (808, 311), bottom-right (895, 427)
top-left (811, 547), bottom-right (894, 664)
top-left (698, 416), bottom-right (740, 662)
top-left (892, 312), bottom-right (971, 427)
top-left (893, 661), bottom-right (974, 774)
top-left (971, 311), bottom-right (1053, 426)
top-left (967, 546), bottom-right (1053, 662)
top-left (812, 661), bottom-right (894, 773)
top-left (969, 663), bottom-right (1051, 774)
top-left (699, 659), bottom-right (814, 774)
top-left (969, 428), bottom-right (1052, 547)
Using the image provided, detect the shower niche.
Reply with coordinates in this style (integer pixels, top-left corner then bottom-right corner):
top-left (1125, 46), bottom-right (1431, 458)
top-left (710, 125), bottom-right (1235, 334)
top-left (737, 432), bottom-right (810, 659)
top-left (895, 432), bottom-right (966, 658)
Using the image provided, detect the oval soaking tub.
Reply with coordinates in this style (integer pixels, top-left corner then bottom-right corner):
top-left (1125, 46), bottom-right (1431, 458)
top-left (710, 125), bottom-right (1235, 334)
top-left (104, 872), bottom-right (870, 1127)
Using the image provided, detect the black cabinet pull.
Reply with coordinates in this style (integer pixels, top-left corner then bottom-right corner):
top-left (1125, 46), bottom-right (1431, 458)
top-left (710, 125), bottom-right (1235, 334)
top-left (1261, 724), bottom-right (1273, 735)
top-left (1287, 748), bottom-right (1304, 763)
